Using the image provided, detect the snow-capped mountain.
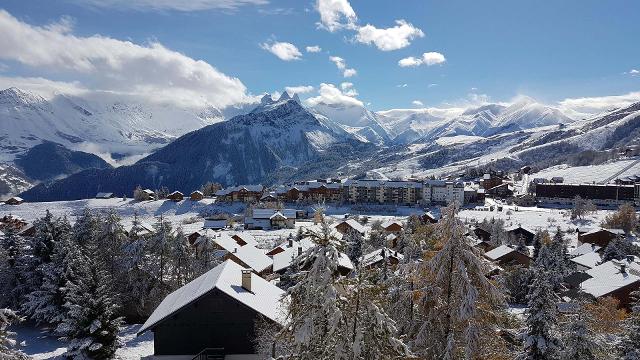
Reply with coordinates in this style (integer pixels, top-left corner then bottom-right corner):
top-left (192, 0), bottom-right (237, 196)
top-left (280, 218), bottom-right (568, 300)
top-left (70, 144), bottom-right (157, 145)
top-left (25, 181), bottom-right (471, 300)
top-left (0, 87), bottom-right (225, 163)
top-left (310, 102), bottom-right (393, 145)
top-left (20, 96), bottom-right (373, 201)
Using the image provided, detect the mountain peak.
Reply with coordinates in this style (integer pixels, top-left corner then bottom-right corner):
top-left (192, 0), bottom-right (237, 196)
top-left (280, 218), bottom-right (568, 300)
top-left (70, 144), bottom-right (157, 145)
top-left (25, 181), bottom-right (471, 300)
top-left (260, 93), bottom-right (275, 105)
top-left (278, 91), bottom-right (292, 101)
top-left (0, 87), bottom-right (47, 107)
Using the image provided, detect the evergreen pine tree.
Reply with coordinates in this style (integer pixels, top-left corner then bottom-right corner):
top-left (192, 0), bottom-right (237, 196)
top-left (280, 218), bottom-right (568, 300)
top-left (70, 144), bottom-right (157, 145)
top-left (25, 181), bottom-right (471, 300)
top-left (57, 250), bottom-right (123, 359)
top-left (413, 204), bottom-right (504, 359)
top-left (519, 244), bottom-right (561, 360)
top-left (562, 304), bottom-right (597, 360)
top-left (276, 222), bottom-right (348, 359)
top-left (72, 208), bottom-right (100, 248)
top-left (0, 226), bottom-right (26, 308)
top-left (0, 308), bottom-right (28, 360)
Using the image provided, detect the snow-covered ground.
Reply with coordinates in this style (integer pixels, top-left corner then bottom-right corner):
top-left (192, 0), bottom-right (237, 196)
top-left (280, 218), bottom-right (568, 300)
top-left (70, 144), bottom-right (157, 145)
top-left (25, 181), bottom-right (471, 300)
top-left (531, 157), bottom-right (640, 184)
top-left (12, 324), bottom-right (153, 360)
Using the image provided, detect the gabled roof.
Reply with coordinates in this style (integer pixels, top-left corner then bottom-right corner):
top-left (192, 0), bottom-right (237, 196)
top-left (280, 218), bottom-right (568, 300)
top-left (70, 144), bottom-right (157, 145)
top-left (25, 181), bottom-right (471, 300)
top-left (95, 192), bottom-right (113, 198)
top-left (580, 270), bottom-right (640, 298)
top-left (203, 219), bottom-right (227, 229)
top-left (138, 260), bottom-right (286, 335)
top-left (335, 219), bottom-right (366, 234)
top-left (6, 196), bottom-right (23, 202)
top-left (272, 238), bottom-right (315, 273)
top-left (251, 208), bottom-right (297, 219)
top-left (570, 252), bottom-right (602, 269)
top-left (142, 189), bottom-right (155, 195)
top-left (381, 220), bottom-right (403, 230)
top-left (583, 228), bottom-right (626, 236)
top-left (168, 191), bottom-right (184, 196)
top-left (215, 185), bottom-right (264, 196)
top-left (505, 225), bottom-right (535, 234)
top-left (190, 190), bottom-right (203, 196)
top-left (232, 245), bottom-right (273, 273)
top-left (570, 243), bottom-right (602, 257)
top-left (361, 247), bottom-right (404, 268)
top-left (230, 232), bottom-right (258, 247)
top-left (484, 245), bottom-right (515, 261)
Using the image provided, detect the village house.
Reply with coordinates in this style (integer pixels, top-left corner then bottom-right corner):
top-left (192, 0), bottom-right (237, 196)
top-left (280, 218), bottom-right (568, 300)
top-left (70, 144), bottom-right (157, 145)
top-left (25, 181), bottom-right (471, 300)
top-left (361, 247), bottom-right (404, 269)
top-left (485, 183), bottom-right (514, 199)
top-left (203, 219), bottom-right (228, 230)
top-left (334, 219), bottom-right (366, 236)
top-left (95, 192), bottom-right (114, 199)
top-left (381, 220), bottom-right (403, 233)
top-left (208, 233), bottom-right (272, 275)
top-left (505, 225), bottom-right (536, 246)
top-left (575, 257), bottom-right (640, 308)
top-left (484, 245), bottom-right (532, 267)
top-left (215, 185), bottom-right (264, 203)
top-left (138, 260), bottom-right (285, 357)
top-left (189, 190), bottom-right (204, 201)
top-left (244, 208), bottom-right (296, 230)
top-left (578, 228), bottom-right (625, 248)
top-left (137, 189), bottom-right (155, 201)
top-left (4, 196), bottom-right (24, 205)
top-left (166, 191), bottom-right (184, 202)
top-left (479, 172), bottom-right (504, 190)
top-left (570, 251), bottom-right (602, 271)
top-left (420, 211), bottom-right (440, 224)
top-left (272, 238), bottom-right (354, 276)
top-left (0, 215), bottom-right (28, 232)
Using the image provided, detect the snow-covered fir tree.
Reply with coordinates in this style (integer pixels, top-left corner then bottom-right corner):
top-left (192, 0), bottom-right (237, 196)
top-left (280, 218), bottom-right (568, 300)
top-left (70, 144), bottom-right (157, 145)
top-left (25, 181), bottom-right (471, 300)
top-left (0, 308), bottom-right (28, 360)
top-left (0, 226), bottom-right (27, 308)
top-left (21, 233), bottom-right (76, 326)
top-left (518, 243), bottom-right (561, 360)
top-left (346, 268), bottom-right (408, 359)
top-left (72, 208), bottom-right (100, 248)
top-left (95, 210), bottom-right (127, 284)
top-left (56, 249), bottom-right (123, 359)
top-left (618, 290), bottom-right (640, 360)
top-left (562, 302), bottom-right (597, 360)
top-left (413, 204), bottom-right (503, 359)
top-left (275, 222), bottom-right (349, 359)
top-left (20, 215), bottom-right (73, 324)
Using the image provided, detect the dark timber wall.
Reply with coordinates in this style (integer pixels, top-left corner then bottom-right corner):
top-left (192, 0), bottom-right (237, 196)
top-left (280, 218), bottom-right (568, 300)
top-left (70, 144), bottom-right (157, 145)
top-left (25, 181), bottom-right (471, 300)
top-left (152, 288), bottom-right (261, 356)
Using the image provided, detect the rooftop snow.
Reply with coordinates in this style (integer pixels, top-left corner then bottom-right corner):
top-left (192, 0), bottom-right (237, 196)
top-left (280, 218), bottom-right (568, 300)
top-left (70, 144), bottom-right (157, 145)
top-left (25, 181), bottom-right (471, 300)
top-left (484, 245), bottom-right (515, 261)
top-left (138, 260), bottom-right (286, 335)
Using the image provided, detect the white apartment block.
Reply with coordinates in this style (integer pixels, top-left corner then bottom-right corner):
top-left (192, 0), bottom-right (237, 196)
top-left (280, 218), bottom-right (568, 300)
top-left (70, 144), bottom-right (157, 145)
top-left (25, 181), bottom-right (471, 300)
top-left (423, 180), bottom-right (465, 207)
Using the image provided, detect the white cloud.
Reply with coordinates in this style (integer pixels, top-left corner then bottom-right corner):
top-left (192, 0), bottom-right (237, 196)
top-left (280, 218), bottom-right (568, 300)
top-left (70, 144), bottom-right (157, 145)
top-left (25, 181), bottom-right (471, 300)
top-left (396, 83), bottom-right (408, 88)
top-left (428, 83), bottom-right (438, 88)
top-left (306, 45), bottom-right (322, 53)
top-left (329, 56), bottom-right (356, 77)
top-left (558, 91), bottom-right (640, 115)
top-left (315, 0), bottom-right (357, 32)
top-left (260, 41), bottom-right (302, 61)
top-left (343, 68), bottom-right (357, 77)
top-left (412, 100), bottom-right (424, 107)
top-left (398, 56), bottom-right (422, 67)
top-left (284, 85), bottom-right (314, 94)
top-left (355, 20), bottom-right (424, 51)
top-left (0, 10), bottom-right (249, 108)
top-left (66, 0), bottom-right (268, 11)
top-left (399, 52), bottom-right (446, 67)
top-left (340, 82), bottom-right (357, 96)
top-left (0, 76), bottom-right (87, 98)
top-left (629, 69), bottom-right (640, 76)
top-left (305, 82), bottom-right (363, 107)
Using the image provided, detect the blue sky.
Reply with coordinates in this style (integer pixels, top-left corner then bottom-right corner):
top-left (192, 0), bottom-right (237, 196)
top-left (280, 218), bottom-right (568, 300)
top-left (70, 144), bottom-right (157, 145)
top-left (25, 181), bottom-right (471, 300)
top-left (0, 0), bottom-right (638, 111)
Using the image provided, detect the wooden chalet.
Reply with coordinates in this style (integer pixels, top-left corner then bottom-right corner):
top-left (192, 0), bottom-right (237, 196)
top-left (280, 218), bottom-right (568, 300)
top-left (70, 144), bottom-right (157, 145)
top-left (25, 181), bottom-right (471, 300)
top-left (215, 185), bottom-right (264, 203)
top-left (4, 197), bottom-right (24, 205)
top-left (334, 219), bottom-right (366, 236)
top-left (484, 245), bottom-right (532, 267)
top-left (505, 225), bottom-right (535, 245)
top-left (578, 228), bottom-right (625, 248)
top-left (167, 191), bottom-right (184, 202)
top-left (190, 190), bottom-right (204, 201)
top-left (138, 260), bottom-right (285, 357)
top-left (95, 192), bottom-right (115, 199)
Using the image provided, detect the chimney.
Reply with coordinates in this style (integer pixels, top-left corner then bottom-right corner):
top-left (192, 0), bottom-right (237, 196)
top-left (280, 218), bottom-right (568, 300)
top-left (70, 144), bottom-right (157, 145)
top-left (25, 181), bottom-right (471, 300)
top-left (620, 264), bottom-right (627, 274)
top-left (288, 238), bottom-right (294, 247)
top-left (298, 246), bottom-right (302, 256)
top-left (241, 269), bottom-right (252, 292)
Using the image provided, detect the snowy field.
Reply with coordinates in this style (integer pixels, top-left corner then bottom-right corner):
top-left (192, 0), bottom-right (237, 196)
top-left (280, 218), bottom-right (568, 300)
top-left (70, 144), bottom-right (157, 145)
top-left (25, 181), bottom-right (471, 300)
top-left (532, 157), bottom-right (640, 184)
top-left (12, 324), bottom-right (153, 360)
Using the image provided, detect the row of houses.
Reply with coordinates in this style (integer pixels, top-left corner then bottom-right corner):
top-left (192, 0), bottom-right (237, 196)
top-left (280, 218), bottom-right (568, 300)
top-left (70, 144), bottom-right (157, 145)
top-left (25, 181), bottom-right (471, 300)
top-left (218, 178), bottom-right (471, 206)
top-left (536, 183), bottom-right (640, 206)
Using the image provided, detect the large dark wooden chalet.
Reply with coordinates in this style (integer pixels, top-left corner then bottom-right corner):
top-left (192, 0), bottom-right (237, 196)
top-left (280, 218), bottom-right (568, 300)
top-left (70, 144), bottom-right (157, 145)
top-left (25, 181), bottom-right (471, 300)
top-left (138, 260), bottom-right (285, 357)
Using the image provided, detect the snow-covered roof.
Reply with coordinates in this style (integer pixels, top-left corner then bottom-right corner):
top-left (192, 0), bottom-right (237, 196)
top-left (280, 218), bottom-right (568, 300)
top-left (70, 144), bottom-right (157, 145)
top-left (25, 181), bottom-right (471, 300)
top-left (215, 185), bottom-right (264, 196)
top-left (251, 208), bottom-right (297, 220)
top-left (203, 219), bottom-right (227, 229)
top-left (336, 219), bottom-right (366, 234)
top-left (583, 228), bottom-right (626, 237)
top-left (232, 245), bottom-right (273, 273)
top-left (570, 252), bottom-right (602, 269)
top-left (580, 271), bottom-right (640, 298)
top-left (361, 247), bottom-right (404, 268)
top-left (142, 189), bottom-right (155, 195)
top-left (272, 238), bottom-right (314, 273)
top-left (230, 232), bottom-right (258, 247)
top-left (95, 192), bottom-right (113, 198)
top-left (381, 220), bottom-right (403, 230)
top-left (484, 245), bottom-right (515, 261)
top-left (586, 257), bottom-right (640, 279)
top-left (6, 196), bottom-right (23, 202)
top-left (138, 260), bottom-right (286, 335)
top-left (570, 243), bottom-right (602, 257)
top-left (505, 225), bottom-right (535, 234)
top-left (190, 190), bottom-right (203, 196)
top-left (168, 191), bottom-right (183, 196)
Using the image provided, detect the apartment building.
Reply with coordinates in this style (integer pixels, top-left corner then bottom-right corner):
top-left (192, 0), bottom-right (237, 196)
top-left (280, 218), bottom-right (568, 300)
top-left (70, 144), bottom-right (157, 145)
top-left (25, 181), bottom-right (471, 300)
top-left (423, 180), bottom-right (465, 206)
